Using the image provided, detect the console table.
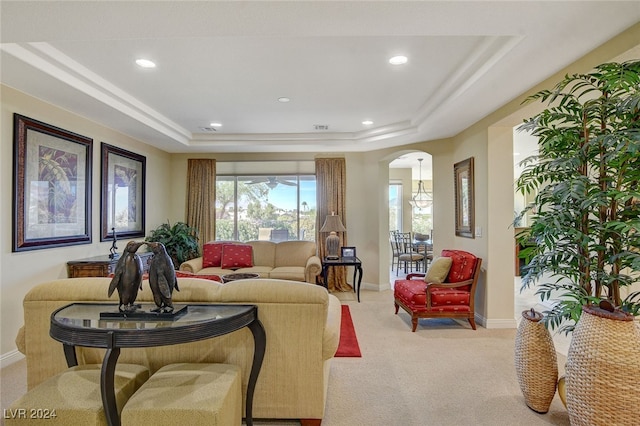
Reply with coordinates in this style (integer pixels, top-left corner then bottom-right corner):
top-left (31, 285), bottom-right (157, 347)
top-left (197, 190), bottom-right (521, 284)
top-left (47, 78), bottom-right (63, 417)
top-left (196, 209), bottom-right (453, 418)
top-left (50, 303), bottom-right (266, 426)
top-left (321, 256), bottom-right (363, 302)
top-left (67, 252), bottom-right (153, 278)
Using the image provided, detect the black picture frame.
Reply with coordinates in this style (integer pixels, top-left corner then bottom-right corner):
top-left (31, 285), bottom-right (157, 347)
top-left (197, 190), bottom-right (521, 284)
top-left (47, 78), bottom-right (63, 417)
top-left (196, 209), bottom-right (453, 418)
top-left (100, 143), bottom-right (146, 241)
top-left (454, 157), bottom-right (475, 238)
top-left (341, 246), bottom-right (356, 258)
top-left (12, 114), bottom-right (92, 251)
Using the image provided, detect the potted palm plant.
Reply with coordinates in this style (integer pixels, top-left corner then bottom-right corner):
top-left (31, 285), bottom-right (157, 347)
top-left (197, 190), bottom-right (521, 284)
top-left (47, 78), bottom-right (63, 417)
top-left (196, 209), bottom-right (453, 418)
top-left (515, 59), bottom-right (640, 424)
top-left (146, 221), bottom-right (200, 269)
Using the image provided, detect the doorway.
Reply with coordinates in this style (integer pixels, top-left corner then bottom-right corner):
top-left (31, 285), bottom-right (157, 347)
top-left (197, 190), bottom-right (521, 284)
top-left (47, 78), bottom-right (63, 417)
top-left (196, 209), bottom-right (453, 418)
top-left (389, 151), bottom-right (433, 280)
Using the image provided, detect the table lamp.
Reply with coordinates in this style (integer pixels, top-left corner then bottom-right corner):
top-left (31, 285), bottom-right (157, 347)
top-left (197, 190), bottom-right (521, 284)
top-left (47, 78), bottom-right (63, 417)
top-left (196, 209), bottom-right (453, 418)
top-left (320, 213), bottom-right (346, 260)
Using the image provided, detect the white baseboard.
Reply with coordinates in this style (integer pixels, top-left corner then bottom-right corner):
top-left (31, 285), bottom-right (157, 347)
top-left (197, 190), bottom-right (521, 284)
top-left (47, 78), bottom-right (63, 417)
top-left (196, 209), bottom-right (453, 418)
top-left (477, 313), bottom-right (517, 329)
top-left (1, 350), bottom-right (25, 369)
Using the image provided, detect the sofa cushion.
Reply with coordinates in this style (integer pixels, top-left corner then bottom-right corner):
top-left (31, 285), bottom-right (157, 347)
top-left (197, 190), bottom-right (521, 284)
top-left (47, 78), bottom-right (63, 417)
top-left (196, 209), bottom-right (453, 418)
top-left (423, 257), bottom-right (452, 283)
top-left (247, 241), bottom-right (276, 268)
top-left (429, 288), bottom-right (471, 309)
top-left (203, 242), bottom-right (224, 267)
top-left (269, 266), bottom-right (306, 282)
top-left (221, 244), bottom-right (253, 269)
top-left (442, 249), bottom-right (477, 283)
top-left (274, 241), bottom-right (317, 267)
top-left (394, 279), bottom-right (427, 310)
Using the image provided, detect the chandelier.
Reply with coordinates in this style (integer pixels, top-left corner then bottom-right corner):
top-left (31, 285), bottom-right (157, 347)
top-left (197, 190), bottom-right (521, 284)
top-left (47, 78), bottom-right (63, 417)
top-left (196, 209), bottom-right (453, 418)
top-left (409, 158), bottom-right (432, 210)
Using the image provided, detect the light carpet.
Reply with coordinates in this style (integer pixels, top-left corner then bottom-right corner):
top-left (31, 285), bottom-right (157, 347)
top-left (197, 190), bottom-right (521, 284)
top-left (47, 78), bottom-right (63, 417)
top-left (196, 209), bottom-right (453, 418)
top-left (1, 288), bottom-right (569, 426)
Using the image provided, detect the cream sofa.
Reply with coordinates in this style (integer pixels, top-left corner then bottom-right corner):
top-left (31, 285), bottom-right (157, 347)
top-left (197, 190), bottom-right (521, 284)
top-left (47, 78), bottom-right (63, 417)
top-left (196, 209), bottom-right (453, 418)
top-left (180, 240), bottom-right (322, 284)
top-left (16, 277), bottom-right (341, 425)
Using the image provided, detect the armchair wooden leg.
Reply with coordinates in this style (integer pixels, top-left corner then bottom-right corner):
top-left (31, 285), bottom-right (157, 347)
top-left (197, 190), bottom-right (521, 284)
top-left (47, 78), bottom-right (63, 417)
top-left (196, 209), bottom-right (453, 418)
top-left (468, 317), bottom-right (477, 330)
top-left (411, 317), bottom-right (418, 332)
top-left (394, 302), bottom-right (399, 314)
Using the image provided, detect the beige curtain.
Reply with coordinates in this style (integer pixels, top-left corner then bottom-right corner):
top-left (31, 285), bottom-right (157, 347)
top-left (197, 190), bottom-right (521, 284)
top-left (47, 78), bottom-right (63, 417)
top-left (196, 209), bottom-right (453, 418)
top-left (186, 159), bottom-right (216, 250)
top-left (315, 158), bottom-right (351, 291)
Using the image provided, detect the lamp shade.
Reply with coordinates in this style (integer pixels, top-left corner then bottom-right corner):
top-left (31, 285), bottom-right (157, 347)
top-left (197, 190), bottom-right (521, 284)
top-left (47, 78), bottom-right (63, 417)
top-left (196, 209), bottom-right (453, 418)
top-left (320, 214), bottom-right (346, 259)
top-left (320, 214), bottom-right (347, 233)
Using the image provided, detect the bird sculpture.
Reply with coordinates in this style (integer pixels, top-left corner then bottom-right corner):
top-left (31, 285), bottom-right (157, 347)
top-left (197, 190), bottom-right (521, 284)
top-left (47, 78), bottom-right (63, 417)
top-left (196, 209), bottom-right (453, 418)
top-left (147, 241), bottom-right (179, 313)
top-left (108, 240), bottom-right (146, 312)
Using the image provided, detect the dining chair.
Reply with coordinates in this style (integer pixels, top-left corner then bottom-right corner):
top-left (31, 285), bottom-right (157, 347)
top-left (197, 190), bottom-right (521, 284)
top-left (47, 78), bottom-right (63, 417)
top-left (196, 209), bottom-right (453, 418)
top-left (395, 232), bottom-right (424, 274)
top-left (389, 231), bottom-right (401, 271)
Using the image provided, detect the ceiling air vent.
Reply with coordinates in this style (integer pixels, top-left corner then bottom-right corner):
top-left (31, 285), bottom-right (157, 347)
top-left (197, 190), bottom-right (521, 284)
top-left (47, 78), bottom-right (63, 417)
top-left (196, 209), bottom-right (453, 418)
top-left (199, 127), bottom-right (218, 132)
top-left (314, 124), bottom-right (329, 131)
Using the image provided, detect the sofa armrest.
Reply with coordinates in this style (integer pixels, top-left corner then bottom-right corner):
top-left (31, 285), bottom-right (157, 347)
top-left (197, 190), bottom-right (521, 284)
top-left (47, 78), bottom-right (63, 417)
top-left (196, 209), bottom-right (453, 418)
top-left (305, 255), bottom-right (322, 283)
top-left (180, 257), bottom-right (203, 273)
top-left (15, 326), bottom-right (26, 355)
top-left (322, 294), bottom-right (341, 360)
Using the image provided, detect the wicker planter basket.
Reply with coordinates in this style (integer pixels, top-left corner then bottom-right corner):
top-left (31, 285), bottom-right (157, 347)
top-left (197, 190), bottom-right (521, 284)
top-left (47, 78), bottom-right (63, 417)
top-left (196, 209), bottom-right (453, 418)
top-left (566, 304), bottom-right (640, 425)
top-left (514, 308), bottom-right (558, 413)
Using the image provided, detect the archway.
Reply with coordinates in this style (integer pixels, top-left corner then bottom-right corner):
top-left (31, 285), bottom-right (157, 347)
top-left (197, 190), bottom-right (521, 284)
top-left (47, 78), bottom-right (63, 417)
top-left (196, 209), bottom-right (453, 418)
top-left (387, 150), bottom-right (433, 283)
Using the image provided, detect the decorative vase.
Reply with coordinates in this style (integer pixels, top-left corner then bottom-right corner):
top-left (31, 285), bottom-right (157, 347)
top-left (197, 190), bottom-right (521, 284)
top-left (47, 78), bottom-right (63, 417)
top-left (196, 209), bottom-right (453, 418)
top-left (565, 304), bottom-right (640, 426)
top-left (514, 308), bottom-right (558, 413)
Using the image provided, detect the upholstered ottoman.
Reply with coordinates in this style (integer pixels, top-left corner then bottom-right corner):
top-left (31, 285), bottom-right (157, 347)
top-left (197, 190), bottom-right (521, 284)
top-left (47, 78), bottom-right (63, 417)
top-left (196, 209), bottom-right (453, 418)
top-left (121, 363), bottom-right (242, 426)
top-left (5, 364), bottom-right (149, 425)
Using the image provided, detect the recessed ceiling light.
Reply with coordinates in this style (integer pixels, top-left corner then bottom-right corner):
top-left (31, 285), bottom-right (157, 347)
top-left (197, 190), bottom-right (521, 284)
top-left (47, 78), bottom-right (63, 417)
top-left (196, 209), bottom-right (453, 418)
top-left (210, 122), bottom-right (222, 127)
top-left (135, 58), bottom-right (156, 68)
top-left (362, 120), bottom-right (373, 125)
top-left (389, 55), bottom-right (408, 65)
top-left (278, 97), bottom-right (290, 103)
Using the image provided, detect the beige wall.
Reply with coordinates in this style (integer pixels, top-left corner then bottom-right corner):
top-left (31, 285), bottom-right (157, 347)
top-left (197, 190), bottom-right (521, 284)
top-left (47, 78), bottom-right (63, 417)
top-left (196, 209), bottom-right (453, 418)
top-left (0, 86), bottom-right (172, 360)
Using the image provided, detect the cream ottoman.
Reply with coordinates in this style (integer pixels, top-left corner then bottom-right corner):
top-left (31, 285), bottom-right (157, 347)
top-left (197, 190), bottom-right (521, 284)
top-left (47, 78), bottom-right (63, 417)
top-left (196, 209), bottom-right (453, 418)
top-left (5, 364), bottom-right (149, 426)
top-left (121, 363), bottom-right (242, 426)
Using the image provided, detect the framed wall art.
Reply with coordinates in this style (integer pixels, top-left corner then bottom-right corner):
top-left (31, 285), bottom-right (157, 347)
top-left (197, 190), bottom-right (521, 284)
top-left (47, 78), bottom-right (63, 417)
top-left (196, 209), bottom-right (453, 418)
top-left (454, 157), bottom-right (475, 238)
top-left (100, 143), bottom-right (146, 241)
top-left (341, 246), bottom-right (356, 258)
top-left (13, 114), bottom-right (93, 251)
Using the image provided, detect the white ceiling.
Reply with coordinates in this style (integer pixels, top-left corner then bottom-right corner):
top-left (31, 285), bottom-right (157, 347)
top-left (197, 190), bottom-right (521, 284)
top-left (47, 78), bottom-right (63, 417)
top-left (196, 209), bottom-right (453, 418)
top-left (1, 1), bottom-right (639, 155)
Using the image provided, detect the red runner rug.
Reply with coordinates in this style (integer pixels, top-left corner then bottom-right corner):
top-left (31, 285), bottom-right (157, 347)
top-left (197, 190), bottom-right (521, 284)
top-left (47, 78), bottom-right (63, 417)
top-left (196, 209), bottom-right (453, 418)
top-left (335, 305), bottom-right (362, 357)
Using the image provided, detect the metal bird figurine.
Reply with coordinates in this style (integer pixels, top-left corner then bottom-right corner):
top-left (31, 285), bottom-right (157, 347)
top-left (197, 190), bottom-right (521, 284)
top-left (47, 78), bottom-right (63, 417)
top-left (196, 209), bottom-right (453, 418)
top-left (108, 240), bottom-right (146, 312)
top-left (147, 241), bottom-right (179, 313)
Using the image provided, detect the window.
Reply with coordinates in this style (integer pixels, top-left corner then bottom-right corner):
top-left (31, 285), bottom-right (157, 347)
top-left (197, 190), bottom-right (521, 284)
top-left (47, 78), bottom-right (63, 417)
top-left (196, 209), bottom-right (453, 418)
top-left (389, 182), bottom-right (402, 232)
top-left (216, 175), bottom-right (316, 242)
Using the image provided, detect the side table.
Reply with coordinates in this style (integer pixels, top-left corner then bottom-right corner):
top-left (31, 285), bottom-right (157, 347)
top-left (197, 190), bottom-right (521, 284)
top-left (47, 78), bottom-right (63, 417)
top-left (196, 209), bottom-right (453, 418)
top-left (321, 256), bottom-right (363, 302)
top-left (67, 252), bottom-right (153, 278)
top-left (50, 303), bottom-right (266, 426)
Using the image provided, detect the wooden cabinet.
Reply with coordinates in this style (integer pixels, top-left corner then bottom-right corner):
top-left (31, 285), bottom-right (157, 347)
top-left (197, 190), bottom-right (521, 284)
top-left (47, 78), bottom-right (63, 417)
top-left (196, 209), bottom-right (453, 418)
top-left (67, 252), bottom-right (153, 278)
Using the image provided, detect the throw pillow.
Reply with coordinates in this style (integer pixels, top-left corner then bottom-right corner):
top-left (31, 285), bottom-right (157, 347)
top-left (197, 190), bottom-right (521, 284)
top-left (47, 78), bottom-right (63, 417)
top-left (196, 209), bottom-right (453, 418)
top-left (221, 244), bottom-right (253, 270)
top-left (202, 242), bottom-right (225, 267)
top-left (424, 257), bottom-right (453, 283)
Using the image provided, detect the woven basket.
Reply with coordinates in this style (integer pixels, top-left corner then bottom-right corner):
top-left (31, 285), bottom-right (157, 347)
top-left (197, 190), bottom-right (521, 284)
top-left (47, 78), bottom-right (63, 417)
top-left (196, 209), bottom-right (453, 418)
top-left (566, 305), bottom-right (640, 426)
top-left (514, 308), bottom-right (558, 413)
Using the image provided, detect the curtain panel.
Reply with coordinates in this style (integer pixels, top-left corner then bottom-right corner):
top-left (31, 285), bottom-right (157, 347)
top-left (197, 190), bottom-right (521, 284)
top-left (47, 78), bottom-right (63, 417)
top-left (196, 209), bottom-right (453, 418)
top-left (315, 157), bottom-right (350, 291)
top-left (186, 159), bottom-right (216, 249)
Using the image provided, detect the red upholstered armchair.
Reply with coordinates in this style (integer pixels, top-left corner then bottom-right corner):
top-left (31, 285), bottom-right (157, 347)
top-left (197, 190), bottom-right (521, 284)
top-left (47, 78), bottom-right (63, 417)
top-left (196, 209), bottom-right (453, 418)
top-left (394, 249), bottom-right (482, 332)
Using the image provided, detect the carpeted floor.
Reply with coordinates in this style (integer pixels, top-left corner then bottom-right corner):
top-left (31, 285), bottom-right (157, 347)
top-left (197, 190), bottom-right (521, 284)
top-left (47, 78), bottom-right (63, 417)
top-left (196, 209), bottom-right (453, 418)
top-left (1, 288), bottom-right (570, 426)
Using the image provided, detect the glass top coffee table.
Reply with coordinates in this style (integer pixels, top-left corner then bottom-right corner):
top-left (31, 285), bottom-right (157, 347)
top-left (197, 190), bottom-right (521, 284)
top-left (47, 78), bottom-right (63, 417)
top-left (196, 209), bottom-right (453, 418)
top-left (50, 303), bottom-right (265, 426)
top-left (221, 272), bottom-right (260, 283)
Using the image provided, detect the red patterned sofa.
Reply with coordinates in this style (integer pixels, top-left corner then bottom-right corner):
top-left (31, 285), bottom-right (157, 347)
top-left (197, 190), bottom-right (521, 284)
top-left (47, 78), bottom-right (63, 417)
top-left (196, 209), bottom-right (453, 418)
top-left (394, 249), bottom-right (482, 332)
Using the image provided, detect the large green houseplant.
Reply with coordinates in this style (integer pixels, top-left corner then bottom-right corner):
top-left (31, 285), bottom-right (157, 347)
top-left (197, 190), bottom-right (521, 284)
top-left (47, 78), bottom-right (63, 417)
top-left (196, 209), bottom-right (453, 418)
top-left (515, 60), bottom-right (640, 334)
top-left (146, 221), bottom-right (200, 269)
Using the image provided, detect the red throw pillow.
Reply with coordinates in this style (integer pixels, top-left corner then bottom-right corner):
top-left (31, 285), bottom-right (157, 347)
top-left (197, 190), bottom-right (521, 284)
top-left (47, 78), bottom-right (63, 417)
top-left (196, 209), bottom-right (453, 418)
top-left (202, 242), bottom-right (225, 267)
top-left (175, 270), bottom-right (221, 282)
top-left (221, 244), bottom-right (253, 269)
